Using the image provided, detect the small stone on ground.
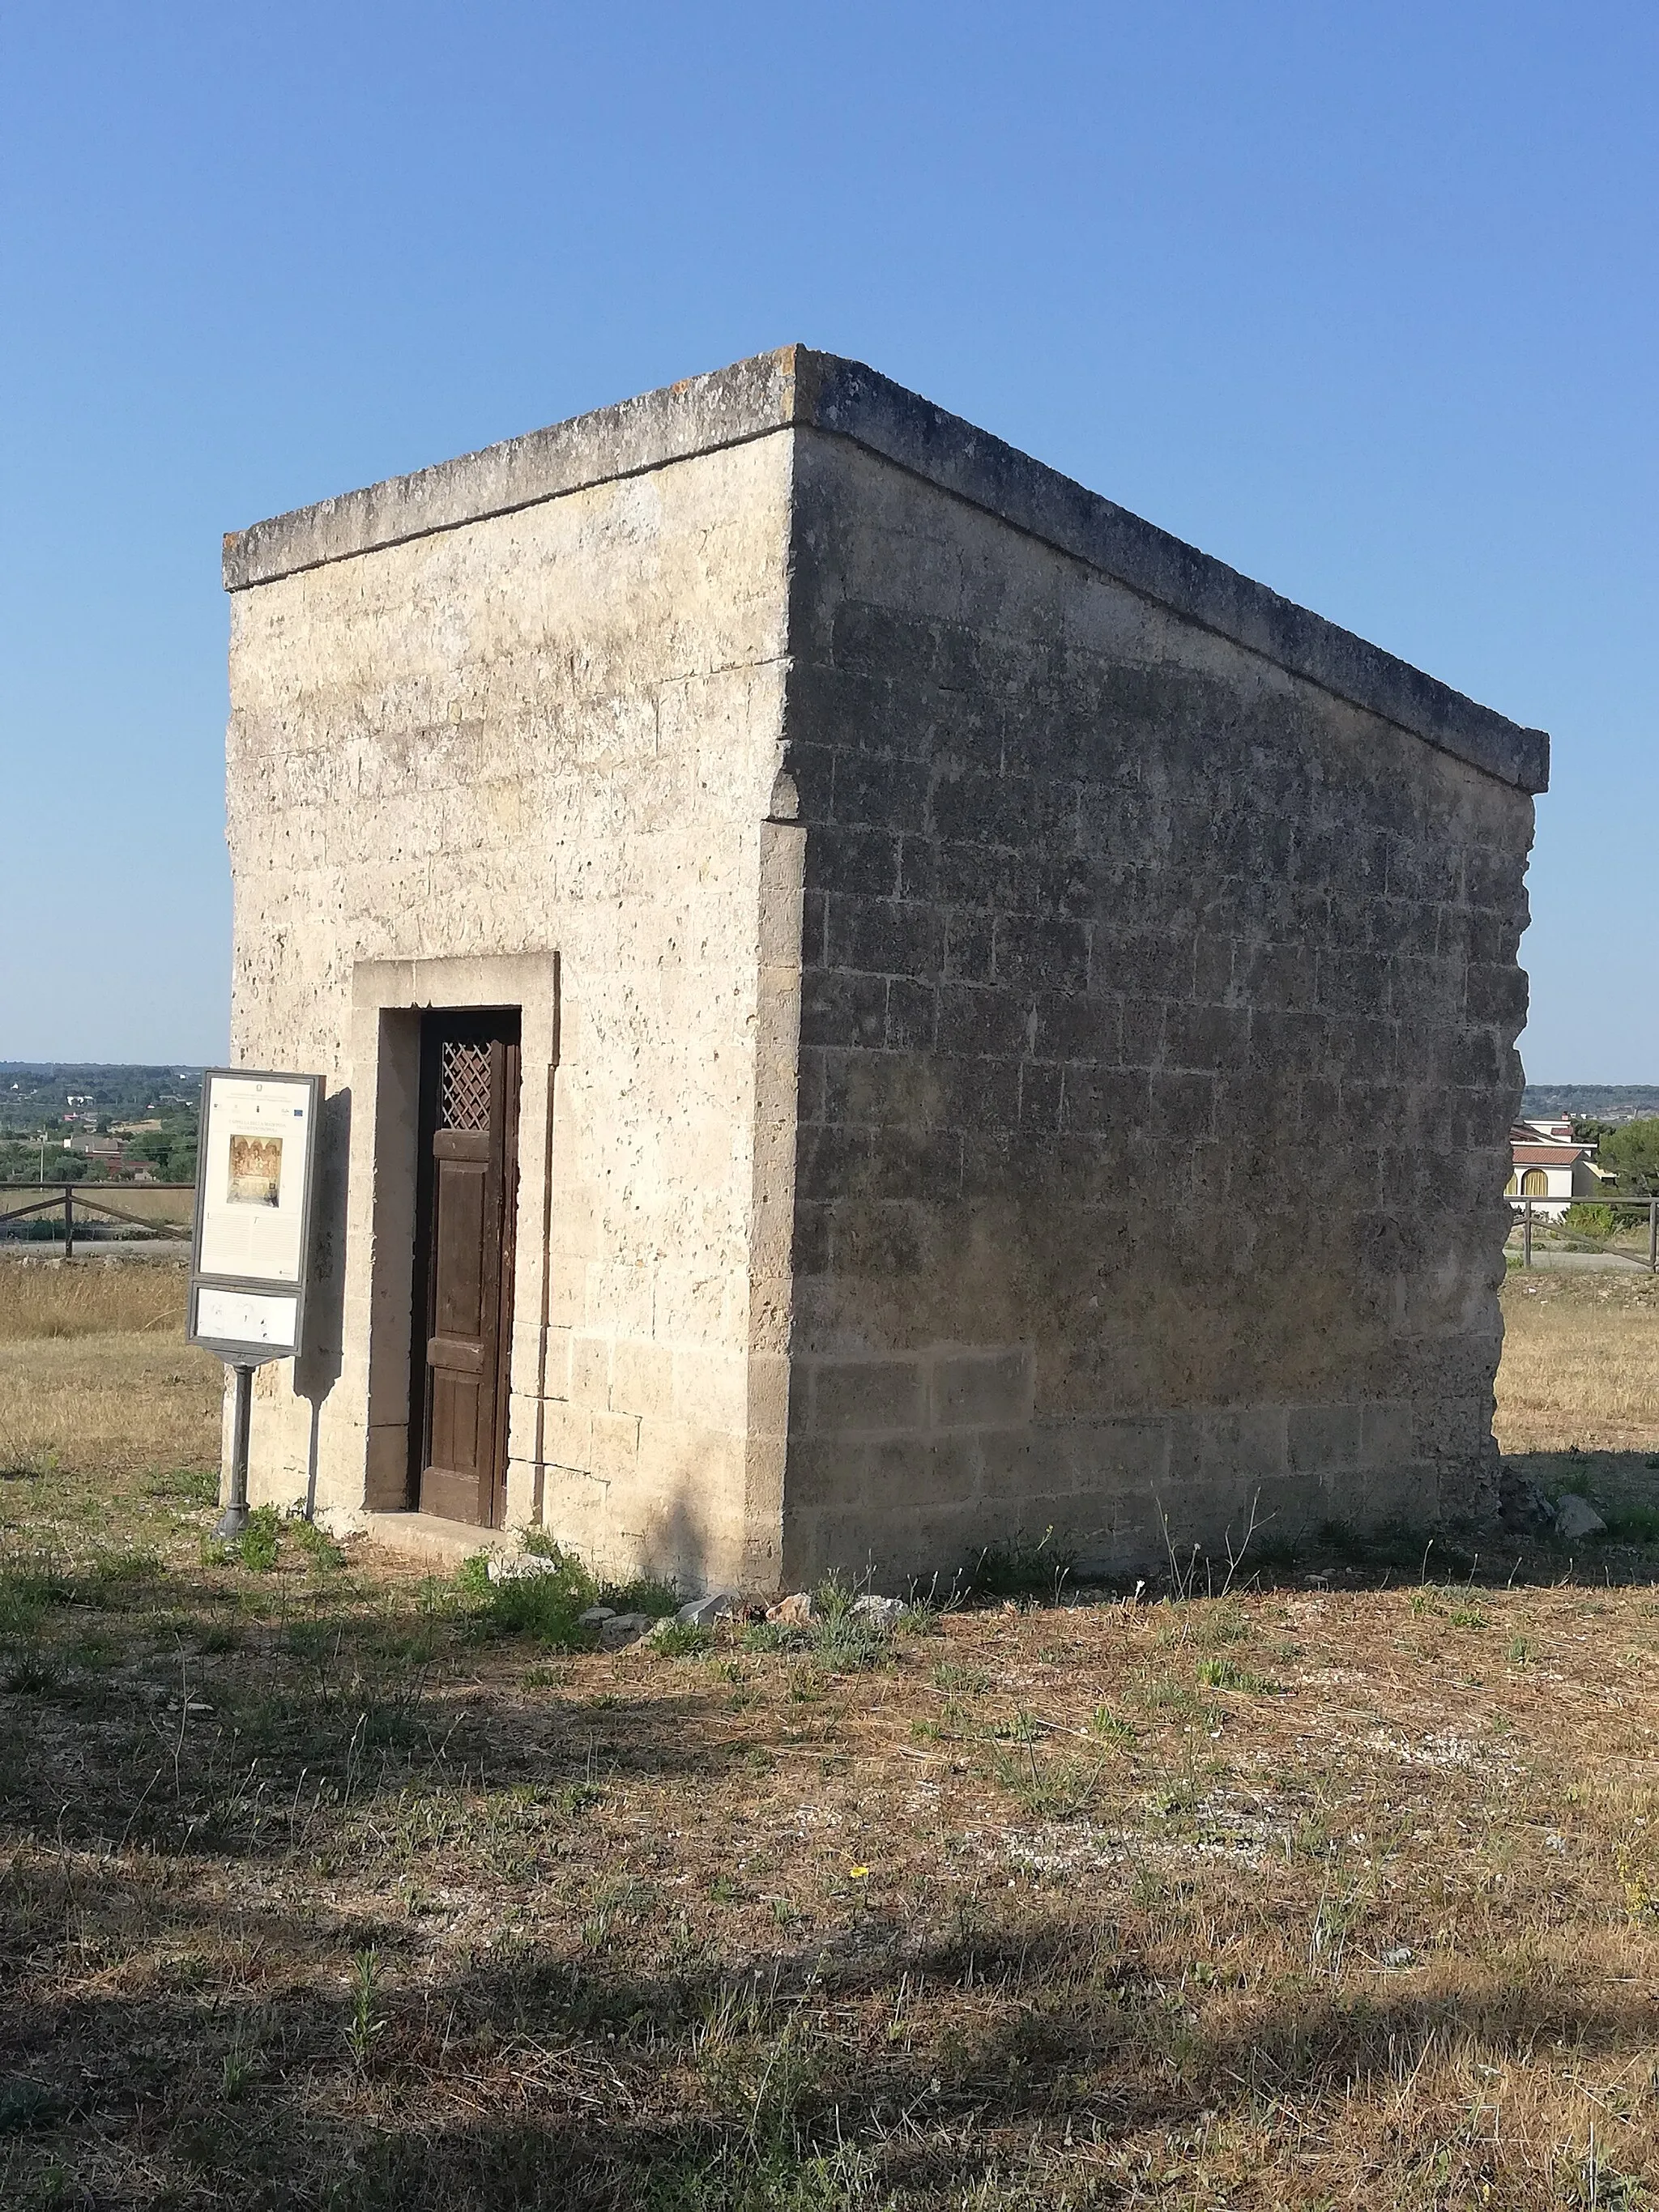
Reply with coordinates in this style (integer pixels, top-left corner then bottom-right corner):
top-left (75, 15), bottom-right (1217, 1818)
top-left (488, 1553), bottom-right (562, 1582)
top-left (673, 1593), bottom-right (736, 1626)
top-left (1554, 1492), bottom-right (1607, 1541)
top-left (1499, 1464), bottom-right (1554, 1530)
top-left (599, 1612), bottom-right (652, 1649)
top-left (849, 1594), bottom-right (904, 1627)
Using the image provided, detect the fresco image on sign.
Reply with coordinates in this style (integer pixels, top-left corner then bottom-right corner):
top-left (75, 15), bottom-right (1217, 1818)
top-left (228, 1134), bottom-right (283, 1208)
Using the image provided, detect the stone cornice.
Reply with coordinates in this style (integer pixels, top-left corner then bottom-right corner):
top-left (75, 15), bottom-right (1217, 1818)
top-left (224, 346), bottom-right (1548, 794)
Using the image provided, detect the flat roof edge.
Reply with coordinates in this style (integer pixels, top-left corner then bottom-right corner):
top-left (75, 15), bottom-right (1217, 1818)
top-left (221, 348), bottom-right (807, 595)
top-left (224, 344), bottom-right (1549, 795)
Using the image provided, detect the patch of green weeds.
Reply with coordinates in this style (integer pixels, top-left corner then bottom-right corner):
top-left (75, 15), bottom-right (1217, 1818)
top-left (145, 1467), bottom-right (219, 1507)
top-left (1, 1547), bottom-right (160, 1617)
top-left (804, 1576), bottom-right (893, 1669)
top-left (742, 1618), bottom-right (812, 1655)
top-left (1196, 1656), bottom-right (1278, 1694)
top-left (1316, 1516), bottom-right (1461, 1575)
top-left (651, 1621), bottom-right (714, 1658)
top-left (335, 2126), bottom-right (882, 2211)
top-left (466, 1539), bottom-right (680, 1650)
top-left (1606, 1504), bottom-right (1659, 1545)
top-left (345, 1948), bottom-right (386, 2070)
top-left (606, 1573), bottom-right (680, 1618)
top-left (992, 1741), bottom-right (1106, 1818)
top-left (522, 1528), bottom-right (677, 1616)
top-left (0, 1581), bottom-right (46, 1641)
top-left (1291, 1813), bottom-right (1335, 1857)
top-left (809, 1611), bottom-right (889, 1674)
top-left (1614, 1841), bottom-right (1659, 1927)
top-left (220, 2028), bottom-right (256, 2101)
top-left (1090, 1703), bottom-right (1136, 1745)
top-left (3, 1653), bottom-right (59, 1695)
top-left (969, 1525), bottom-right (1077, 1603)
top-left (745, 1583), bottom-right (894, 1673)
top-left (1145, 1784), bottom-right (1195, 1822)
top-left (1250, 1532), bottom-right (1304, 1571)
top-left (0, 2077), bottom-right (67, 2133)
top-left (1133, 1673), bottom-right (1205, 1722)
top-left (1189, 1601), bottom-right (1252, 1650)
top-left (237, 1506), bottom-right (282, 1573)
top-left (1413, 1583), bottom-right (1489, 1630)
top-left (289, 1517), bottom-right (346, 1571)
top-left (467, 1550), bottom-right (599, 1649)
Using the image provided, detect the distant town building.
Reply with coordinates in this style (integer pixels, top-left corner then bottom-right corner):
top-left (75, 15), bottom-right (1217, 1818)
top-left (1507, 1118), bottom-right (1610, 1221)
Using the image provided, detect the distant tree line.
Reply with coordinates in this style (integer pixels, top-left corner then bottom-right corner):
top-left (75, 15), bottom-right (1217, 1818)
top-left (0, 1124), bottom-right (198, 1184)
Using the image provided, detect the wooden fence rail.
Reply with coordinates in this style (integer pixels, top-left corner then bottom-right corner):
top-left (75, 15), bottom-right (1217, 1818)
top-left (0, 1182), bottom-right (196, 1259)
top-left (1508, 1192), bottom-right (1659, 1272)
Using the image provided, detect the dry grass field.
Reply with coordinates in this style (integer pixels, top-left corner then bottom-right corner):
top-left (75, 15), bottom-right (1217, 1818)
top-left (0, 1261), bottom-right (221, 1505)
top-left (0, 1259), bottom-right (1657, 2209)
top-left (1498, 1265), bottom-right (1659, 1452)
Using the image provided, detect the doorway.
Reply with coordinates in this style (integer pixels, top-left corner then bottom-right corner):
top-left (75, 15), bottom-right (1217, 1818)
top-left (409, 1008), bottom-right (521, 1525)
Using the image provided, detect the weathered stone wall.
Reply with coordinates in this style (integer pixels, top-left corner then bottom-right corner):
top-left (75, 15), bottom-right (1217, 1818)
top-left (224, 348), bottom-right (1542, 1595)
top-left (224, 435), bottom-right (797, 1590)
top-left (779, 427), bottom-right (1534, 1584)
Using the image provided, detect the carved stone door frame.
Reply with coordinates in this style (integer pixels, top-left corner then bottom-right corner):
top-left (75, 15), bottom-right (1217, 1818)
top-left (343, 953), bottom-right (559, 1530)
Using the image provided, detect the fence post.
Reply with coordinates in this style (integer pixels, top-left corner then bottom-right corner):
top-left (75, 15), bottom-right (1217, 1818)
top-left (63, 1185), bottom-right (74, 1261)
top-left (1522, 1199), bottom-right (1533, 1270)
top-left (1650, 1199), bottom-right (1657, 1276)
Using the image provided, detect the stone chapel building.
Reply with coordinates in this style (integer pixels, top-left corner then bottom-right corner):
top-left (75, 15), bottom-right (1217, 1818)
top-left (220, 347), bottom-right (1546, 1591)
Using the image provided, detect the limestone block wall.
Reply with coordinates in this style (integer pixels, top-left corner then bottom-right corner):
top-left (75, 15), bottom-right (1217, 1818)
top-left (224, 433), bottom-right (797, 1590)
top-left (778, 425), bottom-right (1536, 1584)
top-left (222, 347), bottom-right (1545, 1596)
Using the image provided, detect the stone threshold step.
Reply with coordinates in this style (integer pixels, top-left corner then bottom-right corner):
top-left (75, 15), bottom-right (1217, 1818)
top-left (360, 1510), bottom-right (518, 1566)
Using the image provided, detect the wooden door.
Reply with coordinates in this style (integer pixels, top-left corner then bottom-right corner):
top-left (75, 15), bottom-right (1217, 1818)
top-left (411, 1011), bottom-right (520, 1525)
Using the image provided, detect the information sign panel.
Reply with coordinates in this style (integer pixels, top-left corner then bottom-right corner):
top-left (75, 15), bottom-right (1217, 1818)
top-left (188, 1069), bottom-right (322, 1362)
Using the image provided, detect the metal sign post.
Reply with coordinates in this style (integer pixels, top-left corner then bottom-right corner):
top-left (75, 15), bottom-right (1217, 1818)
top-left (186, 1068), bottom-right (324, 1536)
top-left (219, 1361), bottom-right (258, 1541)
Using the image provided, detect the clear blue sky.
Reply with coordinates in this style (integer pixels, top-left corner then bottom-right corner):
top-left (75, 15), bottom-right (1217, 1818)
top-left (2, 2), bottom-right (1653, 1076)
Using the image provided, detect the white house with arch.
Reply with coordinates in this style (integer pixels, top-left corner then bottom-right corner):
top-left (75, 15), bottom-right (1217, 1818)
top-left (1506, 1117), bottom-right (1610, 1221)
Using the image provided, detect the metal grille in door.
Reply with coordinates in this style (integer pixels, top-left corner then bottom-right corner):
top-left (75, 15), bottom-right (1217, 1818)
top-left (439, 1041), bottom-right (493, 1132)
